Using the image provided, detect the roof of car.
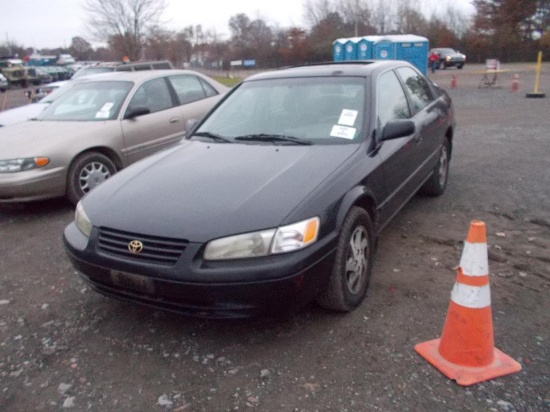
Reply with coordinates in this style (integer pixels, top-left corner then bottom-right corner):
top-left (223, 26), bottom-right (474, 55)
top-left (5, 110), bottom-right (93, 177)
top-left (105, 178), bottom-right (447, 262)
top-left (245, 60), bottom-right (413, 81)
top-left (74, 69), bottom-right (205, 83)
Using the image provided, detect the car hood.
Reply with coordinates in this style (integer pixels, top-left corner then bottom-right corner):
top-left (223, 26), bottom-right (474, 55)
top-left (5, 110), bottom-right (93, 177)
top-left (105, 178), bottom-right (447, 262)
top-left (0, 103), bottom-right (49, 127)
top-left (84, 140), bottom-right (359, 242)
top-left (0, 120), bottom-right (118, 158)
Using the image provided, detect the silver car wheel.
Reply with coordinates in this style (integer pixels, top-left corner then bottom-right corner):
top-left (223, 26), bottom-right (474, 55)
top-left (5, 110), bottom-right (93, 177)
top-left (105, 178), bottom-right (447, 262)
top-left (79, 161), bottom-right (112, 193)
top-left (345, 226), bottom-right (369, 295)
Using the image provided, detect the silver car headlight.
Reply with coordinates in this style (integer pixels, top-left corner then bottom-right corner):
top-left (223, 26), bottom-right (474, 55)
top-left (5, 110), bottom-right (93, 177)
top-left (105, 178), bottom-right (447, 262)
top-left (0, 157), bottom-right (49, 173)
top-left (75, 201), bottom-right (92, 238)
top-left (204, 217), bottom-right (320, 260)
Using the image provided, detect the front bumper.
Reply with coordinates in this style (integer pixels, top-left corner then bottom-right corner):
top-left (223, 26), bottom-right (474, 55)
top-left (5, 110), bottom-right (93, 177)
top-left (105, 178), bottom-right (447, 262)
top-left (0, 167), bottom-right (66, 203)
top-left (64, 222), bottom-right (337, 318)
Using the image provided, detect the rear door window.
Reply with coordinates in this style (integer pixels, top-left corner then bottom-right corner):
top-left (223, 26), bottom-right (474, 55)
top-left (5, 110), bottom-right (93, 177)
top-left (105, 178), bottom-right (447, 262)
top-left (168, 75), bottom-right (213, 105)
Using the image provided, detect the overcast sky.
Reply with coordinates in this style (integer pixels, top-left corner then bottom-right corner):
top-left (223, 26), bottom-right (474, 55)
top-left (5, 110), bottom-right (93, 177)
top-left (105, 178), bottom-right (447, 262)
top-left (2, 0), bottom-right (475, 50)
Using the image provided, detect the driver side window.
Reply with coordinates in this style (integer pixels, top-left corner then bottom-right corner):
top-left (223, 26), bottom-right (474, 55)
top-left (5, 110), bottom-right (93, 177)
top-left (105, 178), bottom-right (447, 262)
top-left (377, 70), bottom-right (410, 127)
top-left (126, 77), bottom-right (174, 115)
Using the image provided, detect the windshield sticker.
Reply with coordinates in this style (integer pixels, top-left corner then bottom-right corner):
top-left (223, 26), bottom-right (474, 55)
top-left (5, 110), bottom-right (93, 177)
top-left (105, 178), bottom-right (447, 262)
top-left (338, 109), bottom-right (358, 126)
top-left (330, 125), bottom-right (356, 140)
top-left (95, 102), bottom-right (114, 119)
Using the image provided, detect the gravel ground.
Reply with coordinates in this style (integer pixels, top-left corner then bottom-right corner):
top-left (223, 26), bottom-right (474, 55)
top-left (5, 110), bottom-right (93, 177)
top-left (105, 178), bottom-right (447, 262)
top-left (0, 63), bottom-right (549, 411)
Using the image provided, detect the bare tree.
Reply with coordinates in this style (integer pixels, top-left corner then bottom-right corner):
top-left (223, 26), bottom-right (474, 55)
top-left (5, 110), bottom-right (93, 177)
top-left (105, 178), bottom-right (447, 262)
top-left (370, 0), bottom-right (396, 34)
top-left (304, 0), bottom-right (335, 26)
top-left (83, 0), bottom-right (167, 61)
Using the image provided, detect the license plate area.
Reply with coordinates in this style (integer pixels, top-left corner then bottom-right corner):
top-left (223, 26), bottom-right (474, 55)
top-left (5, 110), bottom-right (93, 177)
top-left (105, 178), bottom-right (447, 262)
top-left (111, 270), bottom-right (155, 294)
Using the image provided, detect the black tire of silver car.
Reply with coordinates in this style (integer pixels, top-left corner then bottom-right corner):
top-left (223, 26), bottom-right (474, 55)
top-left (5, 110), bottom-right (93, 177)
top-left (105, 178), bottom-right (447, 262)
top-left (67, 152), bottom-right (117, 205)
top-left (421, 139), bottom-right (450, 197)
top-left (316, 206), bottom-right (374, 312)
top-left (457, 64), bottom-right (464, 69)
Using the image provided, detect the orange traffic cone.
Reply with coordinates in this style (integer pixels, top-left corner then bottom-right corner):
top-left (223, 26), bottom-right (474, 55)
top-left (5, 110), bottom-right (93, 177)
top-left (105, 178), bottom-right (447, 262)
top-left (511, 74), bottom-right (519, 92)
top-left (450, 75), bottom-right (457, 89)
top-left (415, 220), bottom-right (522, 386)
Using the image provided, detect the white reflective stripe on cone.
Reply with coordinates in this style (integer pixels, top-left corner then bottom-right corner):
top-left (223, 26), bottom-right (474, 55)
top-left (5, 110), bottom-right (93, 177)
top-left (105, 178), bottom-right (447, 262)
top-left (459, 241), bottom-right (489, 277)
top-left (451, 283), bottom-right (491, 309)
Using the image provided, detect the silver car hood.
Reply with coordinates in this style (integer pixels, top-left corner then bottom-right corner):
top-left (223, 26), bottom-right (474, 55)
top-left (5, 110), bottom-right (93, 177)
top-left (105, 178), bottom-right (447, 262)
top-left (0, 120), bottom-right (120, 159)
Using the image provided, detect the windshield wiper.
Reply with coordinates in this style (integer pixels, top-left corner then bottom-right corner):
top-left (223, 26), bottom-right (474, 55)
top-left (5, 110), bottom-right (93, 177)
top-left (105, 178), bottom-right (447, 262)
top-left (234, 134), bottom-right (311, 145)
top-left (192, 131), bottom-right (233, 143)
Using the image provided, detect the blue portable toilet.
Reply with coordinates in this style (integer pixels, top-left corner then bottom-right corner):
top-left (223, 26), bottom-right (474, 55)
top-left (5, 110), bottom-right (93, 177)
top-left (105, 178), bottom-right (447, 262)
top-left (332, 39), bottom-right (346, 62)
top-left (393, 34), bottom-right (429, 75)
top-left (344, 38), bottom-right (359, 61)
top-left (356, 37), bottom-right (374, 60)
top-left (373, 38), bottom-right (397, 61)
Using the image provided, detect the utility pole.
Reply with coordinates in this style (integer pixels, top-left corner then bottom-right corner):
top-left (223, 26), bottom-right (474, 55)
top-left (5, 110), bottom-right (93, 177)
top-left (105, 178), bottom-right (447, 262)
top-left (6, 32), bottom-right (13, 55)
top-left (354, 0), bottom-right (359, 37)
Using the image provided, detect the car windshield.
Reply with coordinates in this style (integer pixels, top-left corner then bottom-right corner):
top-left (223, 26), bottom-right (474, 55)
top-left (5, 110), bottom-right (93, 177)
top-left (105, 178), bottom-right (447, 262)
top-left (437, 48), bottom-right (456, 54)
top-left (38, 81), bottom-right (133, 121)
top-left (194, 77), bottom-right (366, 144)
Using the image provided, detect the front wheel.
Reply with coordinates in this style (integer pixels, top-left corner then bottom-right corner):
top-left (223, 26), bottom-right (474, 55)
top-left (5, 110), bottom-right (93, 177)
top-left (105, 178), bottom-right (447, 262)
top-left (421, 139), bottom-right (450, 197)
top-left (67, 152), bottom-right (117, 205)
top-left (316, 207), bottom-right (374, 312)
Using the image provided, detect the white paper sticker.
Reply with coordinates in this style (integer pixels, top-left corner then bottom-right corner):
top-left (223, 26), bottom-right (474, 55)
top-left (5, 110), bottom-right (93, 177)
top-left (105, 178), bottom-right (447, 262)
top-left (95, 111), bottom-right (110, 119)
top-left (100, 102), bottom-right (114, 112)
top-left (330, 125), bottom-right (356, 140)
top-left (95, 102), bottom-right (114, 119)
top-left (338, 109), bottom-right (358, 126)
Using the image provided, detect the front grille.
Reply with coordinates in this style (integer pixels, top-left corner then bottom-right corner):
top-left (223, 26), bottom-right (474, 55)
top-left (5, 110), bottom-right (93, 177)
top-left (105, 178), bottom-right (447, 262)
top-left (97, 227), bottom-right (188, 265)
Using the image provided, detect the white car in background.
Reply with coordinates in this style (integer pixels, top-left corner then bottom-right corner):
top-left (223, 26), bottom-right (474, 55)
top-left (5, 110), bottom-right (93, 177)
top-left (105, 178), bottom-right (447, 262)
top-left (0, 73), bottom-right (8, 92)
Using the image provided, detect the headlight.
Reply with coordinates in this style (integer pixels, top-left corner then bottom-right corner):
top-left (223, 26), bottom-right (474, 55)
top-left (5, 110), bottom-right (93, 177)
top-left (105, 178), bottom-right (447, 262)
top-left (445, 56), bottom-right (451, 61)
top-left (204, 217), bottom-right (320, 260)
top-left (75, 201), bottom-right (92, 238)
top-left (0, 157), bottom-right (49, 173)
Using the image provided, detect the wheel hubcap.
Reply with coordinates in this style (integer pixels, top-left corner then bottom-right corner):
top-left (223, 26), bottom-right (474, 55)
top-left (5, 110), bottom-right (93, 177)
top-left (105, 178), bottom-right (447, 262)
top-left (345, 226), bottom-right (369, 294)
top-left (438, 146), bottom-right (448, 186)
top-left (79, 162), bottom-right (111, 193)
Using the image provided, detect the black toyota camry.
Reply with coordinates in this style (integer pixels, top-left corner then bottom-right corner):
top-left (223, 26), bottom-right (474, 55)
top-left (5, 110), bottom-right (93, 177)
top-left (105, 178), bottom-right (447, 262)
top-left (64, 61), bottom-right (455, 318)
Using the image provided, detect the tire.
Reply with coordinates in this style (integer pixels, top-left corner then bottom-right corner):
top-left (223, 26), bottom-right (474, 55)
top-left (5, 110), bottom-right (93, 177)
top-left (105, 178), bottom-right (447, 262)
top-left (67, 152), bottom-right (117, 205)
top-left (457, 64), bottom-right (464, 69)
top-left (316, 207), bottom-right (374, 312)
top-left (421, 139), bottom-right (450, 197)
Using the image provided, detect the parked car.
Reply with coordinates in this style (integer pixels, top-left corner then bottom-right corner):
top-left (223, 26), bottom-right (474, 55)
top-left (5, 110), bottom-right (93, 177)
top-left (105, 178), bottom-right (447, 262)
top-left (0, 70), bottom-right (228, 203)
top-left (71, 60), bottom-right (174, 80)
top-left (0, 59), bottom-right (27, 87)
top-left (430, 48), bottom-right (466, 69)
top-left (0, 73), bottom-right (8, 92)
top-left (63, 61), bottom-right (455, 318)
top-left (72, 65), bottom-right (116, 79)
top-left (34, 67), bottom-right (54, 84)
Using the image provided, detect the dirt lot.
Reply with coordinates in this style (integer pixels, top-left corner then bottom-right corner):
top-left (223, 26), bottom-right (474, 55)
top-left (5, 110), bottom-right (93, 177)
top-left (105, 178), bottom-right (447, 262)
top-left (0, 64), bottom-right (549, 411)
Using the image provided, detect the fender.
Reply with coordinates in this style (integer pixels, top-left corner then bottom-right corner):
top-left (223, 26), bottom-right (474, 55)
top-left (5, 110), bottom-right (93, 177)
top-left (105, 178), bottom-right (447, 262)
top-left (335, 185), bottom-right (380, 235)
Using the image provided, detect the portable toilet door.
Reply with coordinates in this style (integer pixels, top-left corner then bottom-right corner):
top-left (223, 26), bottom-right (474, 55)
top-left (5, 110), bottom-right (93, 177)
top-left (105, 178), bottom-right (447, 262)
top-left (344, 39), bottom-right (358, 61)
top-left (356, 38), bottom-right (372, 60)
top-left (333, 39), bottom-right (345, 62)
top-left (394, 36), bottom-right (429, 75)
top-left (373, 40), bottom-right (396, 60)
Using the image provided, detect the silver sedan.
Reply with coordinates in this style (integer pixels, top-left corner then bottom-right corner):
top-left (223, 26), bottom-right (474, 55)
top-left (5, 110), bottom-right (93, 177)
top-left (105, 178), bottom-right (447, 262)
top-left (0, 70), bottom-right (228, 204)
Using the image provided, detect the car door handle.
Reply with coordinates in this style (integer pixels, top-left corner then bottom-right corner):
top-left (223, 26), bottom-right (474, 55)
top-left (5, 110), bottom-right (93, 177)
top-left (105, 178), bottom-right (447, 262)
top-left (169, 117), bottom-right (180, 124)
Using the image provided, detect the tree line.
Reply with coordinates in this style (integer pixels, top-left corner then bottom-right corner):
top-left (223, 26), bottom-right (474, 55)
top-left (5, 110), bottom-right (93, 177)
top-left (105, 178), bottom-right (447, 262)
top-left (1, 0), bottom-right (549, 68)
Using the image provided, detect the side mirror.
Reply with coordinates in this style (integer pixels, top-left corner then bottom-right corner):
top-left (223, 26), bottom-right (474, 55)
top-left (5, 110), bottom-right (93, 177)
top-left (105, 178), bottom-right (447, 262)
top-left (185, 118), bottom-right (198, 137)
top-left (124, 106), bottom-right (150, 119)
top-left (380, 119), bottom-right (415, 141)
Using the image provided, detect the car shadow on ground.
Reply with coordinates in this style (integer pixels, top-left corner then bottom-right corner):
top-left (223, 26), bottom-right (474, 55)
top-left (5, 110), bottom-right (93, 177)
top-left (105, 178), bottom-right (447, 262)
top-left (0, 197), bottom-right (74, 218)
